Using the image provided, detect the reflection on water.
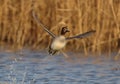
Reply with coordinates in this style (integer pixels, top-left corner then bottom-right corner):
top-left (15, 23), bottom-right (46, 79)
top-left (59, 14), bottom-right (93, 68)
top-left (0, 50), bottom-right (120, 84)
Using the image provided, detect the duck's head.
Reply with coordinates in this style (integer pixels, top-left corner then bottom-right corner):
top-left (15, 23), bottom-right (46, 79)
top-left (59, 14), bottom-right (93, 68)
top-left (60, 26), bottom-right (70, 35)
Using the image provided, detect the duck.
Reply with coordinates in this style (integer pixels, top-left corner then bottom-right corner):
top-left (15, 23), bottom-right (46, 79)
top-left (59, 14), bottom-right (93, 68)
top-left (49, 26), bottom-right (70, 55)
top-left (32, 12), bottom-right (96, 56)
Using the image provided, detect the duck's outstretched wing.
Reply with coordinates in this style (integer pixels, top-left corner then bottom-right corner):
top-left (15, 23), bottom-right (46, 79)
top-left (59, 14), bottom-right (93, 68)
top-left (66, 30), bottom-right (96, 40)
top-left (32, 11), bottom-right (56, 38)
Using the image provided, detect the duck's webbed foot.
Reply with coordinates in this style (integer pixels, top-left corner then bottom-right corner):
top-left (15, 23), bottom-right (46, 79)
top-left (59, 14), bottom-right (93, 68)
top-left (48, 47), bottom-right (59, 55)
top-left (48, 48), bottom-right (52, 55)
top-left (52, 50), bottom-right (59, 55)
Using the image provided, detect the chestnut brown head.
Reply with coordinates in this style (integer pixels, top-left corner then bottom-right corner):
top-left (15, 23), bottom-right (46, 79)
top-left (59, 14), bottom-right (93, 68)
top-left (60, 26), bottom-right (70, 35)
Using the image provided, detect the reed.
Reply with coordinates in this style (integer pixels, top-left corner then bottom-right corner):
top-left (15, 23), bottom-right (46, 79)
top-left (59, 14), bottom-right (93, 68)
top-left (0, 0), bottom-right (119, 55)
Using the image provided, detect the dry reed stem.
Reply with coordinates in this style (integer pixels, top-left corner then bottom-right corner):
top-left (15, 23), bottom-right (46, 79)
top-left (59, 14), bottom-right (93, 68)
top-left (109, 0), bottom-right (120, 60)
top-left (0, 0), bottom-right (119, 56)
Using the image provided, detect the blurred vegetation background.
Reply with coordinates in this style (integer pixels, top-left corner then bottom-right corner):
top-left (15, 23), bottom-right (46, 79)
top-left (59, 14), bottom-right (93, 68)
top-left (0, 0), bottom-right (119, 56)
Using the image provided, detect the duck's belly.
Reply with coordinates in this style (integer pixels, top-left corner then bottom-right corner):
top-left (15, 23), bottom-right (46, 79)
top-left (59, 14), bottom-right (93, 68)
top-left (51, 40), bottom-right (66, 50)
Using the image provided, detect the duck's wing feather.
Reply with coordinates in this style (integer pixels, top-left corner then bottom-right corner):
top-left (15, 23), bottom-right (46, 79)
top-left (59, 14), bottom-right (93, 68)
top-left (32, 11), bottom-right (56, 38)
top-left (66, 30), bottom-right (96, 40)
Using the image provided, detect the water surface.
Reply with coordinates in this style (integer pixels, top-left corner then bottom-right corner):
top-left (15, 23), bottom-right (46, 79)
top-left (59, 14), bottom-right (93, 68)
top-left (0, 50), bottom-right (120, 84)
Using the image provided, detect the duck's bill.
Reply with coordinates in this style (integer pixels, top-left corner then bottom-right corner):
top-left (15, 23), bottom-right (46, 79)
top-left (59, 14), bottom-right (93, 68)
top-left (66, 30), bottom-right (96, 40)
top-left (66, 30), bottom-right (70, 32)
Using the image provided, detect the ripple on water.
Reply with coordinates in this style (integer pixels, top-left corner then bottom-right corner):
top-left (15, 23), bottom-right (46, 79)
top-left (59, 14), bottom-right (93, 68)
top-left (0, 51), bottom-right (120, 84)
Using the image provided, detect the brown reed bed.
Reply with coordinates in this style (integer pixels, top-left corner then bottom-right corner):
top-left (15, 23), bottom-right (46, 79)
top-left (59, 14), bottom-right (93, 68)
top-left (0, 0), bottom-right (119, 57)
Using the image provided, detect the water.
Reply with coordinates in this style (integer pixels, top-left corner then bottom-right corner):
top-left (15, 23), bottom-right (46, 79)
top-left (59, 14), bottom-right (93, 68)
top-left (0, 50), bottom-right (120, 84)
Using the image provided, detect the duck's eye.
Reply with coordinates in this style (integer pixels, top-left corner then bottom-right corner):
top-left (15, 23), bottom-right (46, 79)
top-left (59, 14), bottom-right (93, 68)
top-left (63, 29), bottom-right (66, 32)
top-left (64, 28), bottom-right (68, 31)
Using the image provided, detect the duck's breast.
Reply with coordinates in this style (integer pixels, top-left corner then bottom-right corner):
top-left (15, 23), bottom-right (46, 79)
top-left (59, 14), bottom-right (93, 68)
top-left (51, 36), bottom-right (66, 50)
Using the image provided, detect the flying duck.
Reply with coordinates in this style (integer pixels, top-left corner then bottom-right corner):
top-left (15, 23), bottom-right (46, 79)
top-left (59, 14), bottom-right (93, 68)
top-left (32, 12), bottom-right (96, 56)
